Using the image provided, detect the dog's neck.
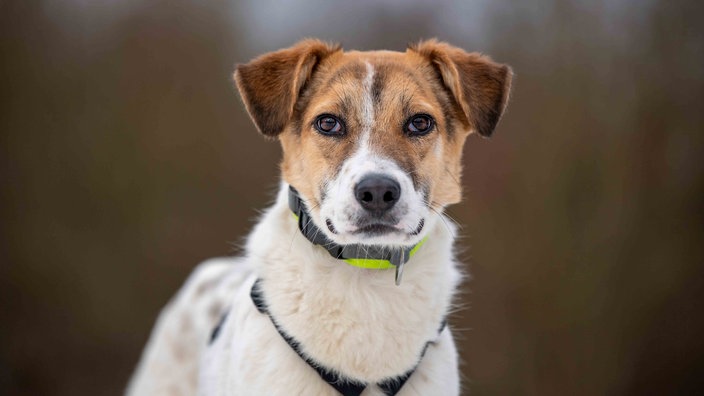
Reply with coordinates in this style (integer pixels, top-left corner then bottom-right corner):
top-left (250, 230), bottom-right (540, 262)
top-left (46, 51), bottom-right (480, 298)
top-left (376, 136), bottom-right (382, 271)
top-left (244, 183), bottom-right (462, 383)
top-left (287, 186), bottom-right (426, 285)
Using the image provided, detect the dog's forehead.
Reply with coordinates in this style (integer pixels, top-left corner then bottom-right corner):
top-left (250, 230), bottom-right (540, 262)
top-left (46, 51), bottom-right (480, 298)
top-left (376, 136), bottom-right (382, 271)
top-left (307, 50), bottom-right (441, 117)
top-left (326, 50), bottom-right (429, 88)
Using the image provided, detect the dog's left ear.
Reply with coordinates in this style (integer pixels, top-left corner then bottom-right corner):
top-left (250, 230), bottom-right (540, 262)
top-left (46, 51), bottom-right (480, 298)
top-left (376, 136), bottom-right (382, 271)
top-left (409, 40), bottom-right (513, 137)
top-left (234, 39), bottom-right (341, 138)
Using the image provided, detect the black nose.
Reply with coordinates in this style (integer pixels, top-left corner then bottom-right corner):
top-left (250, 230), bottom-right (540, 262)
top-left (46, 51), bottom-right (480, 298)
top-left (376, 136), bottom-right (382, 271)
top-left (355, 174), bottom-right (401, 213)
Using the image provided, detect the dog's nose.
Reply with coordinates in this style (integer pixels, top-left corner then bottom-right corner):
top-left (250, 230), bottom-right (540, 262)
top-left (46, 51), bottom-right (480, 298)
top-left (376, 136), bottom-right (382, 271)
top-left (355, 174), bottom-right (401, 213)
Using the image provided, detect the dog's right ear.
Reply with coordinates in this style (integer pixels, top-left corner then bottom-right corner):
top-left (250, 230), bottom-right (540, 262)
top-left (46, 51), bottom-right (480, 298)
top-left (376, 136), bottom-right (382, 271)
top-left (234, 39), bottom-right (341, 138)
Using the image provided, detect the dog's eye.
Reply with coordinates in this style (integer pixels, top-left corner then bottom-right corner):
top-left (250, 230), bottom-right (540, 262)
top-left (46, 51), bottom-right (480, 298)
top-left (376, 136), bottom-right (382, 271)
top-left (314, 115), bottom-right (345, 136)
top-left (405, 114), bottom-right (434, 136)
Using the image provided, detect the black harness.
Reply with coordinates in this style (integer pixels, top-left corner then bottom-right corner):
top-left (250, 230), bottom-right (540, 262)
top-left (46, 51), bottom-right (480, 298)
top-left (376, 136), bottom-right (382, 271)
top-left (248, 279), bottom-right (445, 396)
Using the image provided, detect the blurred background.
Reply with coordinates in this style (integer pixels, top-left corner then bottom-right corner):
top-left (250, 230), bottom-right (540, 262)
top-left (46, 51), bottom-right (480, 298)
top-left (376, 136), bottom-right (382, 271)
top-left (2, 0), bottom-right (703, 395)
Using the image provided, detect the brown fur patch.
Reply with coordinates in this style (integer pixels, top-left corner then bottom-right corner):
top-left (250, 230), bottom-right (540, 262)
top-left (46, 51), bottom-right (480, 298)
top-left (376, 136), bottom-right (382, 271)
top-left (207, 301), bottom-right (223, 322)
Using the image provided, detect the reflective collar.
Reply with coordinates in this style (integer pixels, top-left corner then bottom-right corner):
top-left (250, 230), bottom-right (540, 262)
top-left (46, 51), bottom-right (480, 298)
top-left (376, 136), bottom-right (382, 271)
top-left (288, 186), bottom-right (426, 284)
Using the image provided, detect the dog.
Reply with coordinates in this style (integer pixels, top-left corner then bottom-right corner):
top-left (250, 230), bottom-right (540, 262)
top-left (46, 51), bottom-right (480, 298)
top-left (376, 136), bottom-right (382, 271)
top-left (127, 39), bottom-right (512, 396)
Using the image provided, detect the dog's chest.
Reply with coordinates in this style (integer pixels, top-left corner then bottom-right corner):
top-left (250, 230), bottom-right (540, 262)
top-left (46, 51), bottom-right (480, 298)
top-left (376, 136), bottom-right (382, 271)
top-left (200, 286), bottom-right (458, 396)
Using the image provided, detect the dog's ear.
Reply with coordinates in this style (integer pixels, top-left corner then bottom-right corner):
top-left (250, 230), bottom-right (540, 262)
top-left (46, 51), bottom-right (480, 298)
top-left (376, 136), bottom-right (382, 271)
top-left (234, 39), bottom-right (341, 138)
top-left (409, 39), bottom-right (513, 137)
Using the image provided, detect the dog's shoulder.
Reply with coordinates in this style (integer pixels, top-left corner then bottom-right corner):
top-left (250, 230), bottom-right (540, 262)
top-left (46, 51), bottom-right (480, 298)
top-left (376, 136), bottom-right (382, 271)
top-left (177, 258), bottom-right (251, 318)
top-left (127, 257), bottom-right (253, 396)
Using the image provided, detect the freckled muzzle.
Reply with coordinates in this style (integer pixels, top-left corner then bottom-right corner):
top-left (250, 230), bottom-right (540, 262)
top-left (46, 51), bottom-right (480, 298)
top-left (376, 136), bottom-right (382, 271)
top-left (318, 150), bottom-right (431, 247)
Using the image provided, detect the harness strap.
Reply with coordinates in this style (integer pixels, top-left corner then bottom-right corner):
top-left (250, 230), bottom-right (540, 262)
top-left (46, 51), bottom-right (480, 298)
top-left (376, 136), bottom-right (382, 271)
top-left (250, 279), bottom-right (445, 396)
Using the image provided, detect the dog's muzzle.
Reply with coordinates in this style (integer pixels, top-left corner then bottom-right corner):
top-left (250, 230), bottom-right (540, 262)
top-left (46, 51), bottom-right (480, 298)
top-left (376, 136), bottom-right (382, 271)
top-left (288, 185), bottom-right (426, 285)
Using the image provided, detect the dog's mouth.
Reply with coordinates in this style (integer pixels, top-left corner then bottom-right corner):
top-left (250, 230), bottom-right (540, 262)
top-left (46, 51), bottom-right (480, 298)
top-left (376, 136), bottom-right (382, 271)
top-left (325, 218), bottom-right (425, 237)
top-left (353, 223), bottom-right (399, 236)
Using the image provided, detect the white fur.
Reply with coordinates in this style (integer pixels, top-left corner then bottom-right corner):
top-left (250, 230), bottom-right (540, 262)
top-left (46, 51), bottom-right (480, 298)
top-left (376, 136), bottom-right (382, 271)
top-left (127, 183), bottom-right (462, 396)
top-left (360, 61), bottom-right (375, 141)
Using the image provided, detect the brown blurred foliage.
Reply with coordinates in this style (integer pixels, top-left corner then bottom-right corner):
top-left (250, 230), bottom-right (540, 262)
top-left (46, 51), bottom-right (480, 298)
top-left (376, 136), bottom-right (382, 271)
top-left (2, 1), bottom-right (703, 395)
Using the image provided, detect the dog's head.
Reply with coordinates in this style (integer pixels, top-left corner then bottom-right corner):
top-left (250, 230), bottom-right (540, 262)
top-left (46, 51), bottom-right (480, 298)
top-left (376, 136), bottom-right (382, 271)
top-left (235, 39), bottom-right (512, 247)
